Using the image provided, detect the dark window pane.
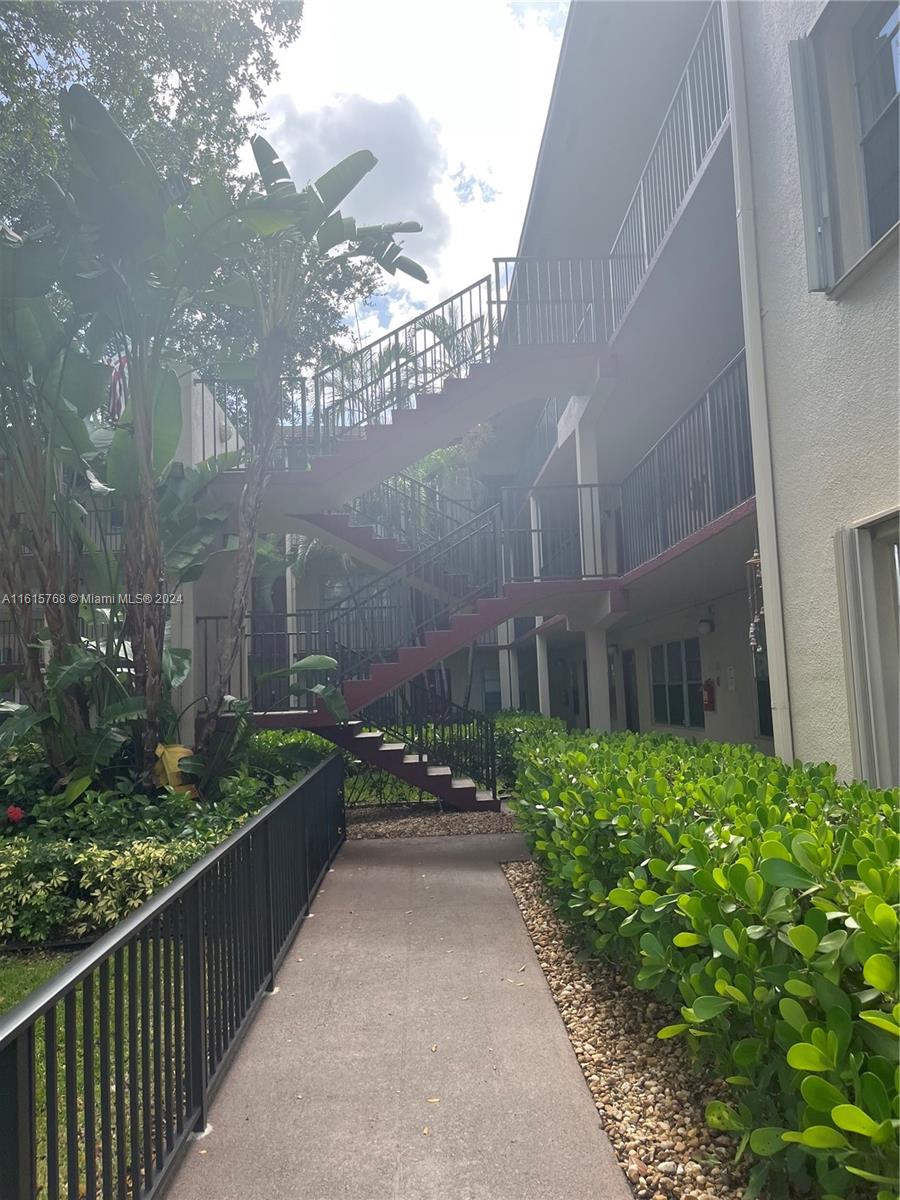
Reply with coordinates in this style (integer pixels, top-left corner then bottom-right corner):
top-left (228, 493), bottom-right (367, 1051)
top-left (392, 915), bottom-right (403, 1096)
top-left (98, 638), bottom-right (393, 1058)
top-left (651, 644), bottom-right (665, 683)
top-left (666, 641), bottom-right (683, 682)
top-left (652, 684), bottom-right (669, 724)
top-left (668, 683), bottom-right (685, 726)
top-left (687, 682), bottom-right (705, 728)
top-left (684, 636), bottom-right (702, 681)
top-left (863, 98), bottom-right (899, 242)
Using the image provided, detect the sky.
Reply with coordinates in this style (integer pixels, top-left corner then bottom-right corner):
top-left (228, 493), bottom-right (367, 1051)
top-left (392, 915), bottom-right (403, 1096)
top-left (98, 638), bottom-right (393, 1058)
top-left (254, 0), bottom-right (569, 342)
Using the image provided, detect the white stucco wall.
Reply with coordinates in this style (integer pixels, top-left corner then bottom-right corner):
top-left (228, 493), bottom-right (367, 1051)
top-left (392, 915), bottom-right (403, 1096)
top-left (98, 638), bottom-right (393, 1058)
top-left (733, 0), bottom-right (899, 775)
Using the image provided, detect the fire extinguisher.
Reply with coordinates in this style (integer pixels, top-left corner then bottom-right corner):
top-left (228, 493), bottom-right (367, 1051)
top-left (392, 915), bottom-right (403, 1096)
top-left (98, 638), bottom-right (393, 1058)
top-left (703, 678), bottom-right (716, 712)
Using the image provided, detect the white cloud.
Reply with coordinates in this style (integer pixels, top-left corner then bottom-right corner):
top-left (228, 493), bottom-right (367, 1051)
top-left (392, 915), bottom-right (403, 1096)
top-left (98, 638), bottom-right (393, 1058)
top-left (257, 0), bottom-right (567, 337)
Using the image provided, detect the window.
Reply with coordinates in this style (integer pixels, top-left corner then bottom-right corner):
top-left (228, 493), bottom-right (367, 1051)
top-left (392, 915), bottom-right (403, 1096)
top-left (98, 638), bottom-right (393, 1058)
top-left (482, 667), bottom-right (502, 715)
top-left (650, 638), bottom-right (704, 729)
top-left (853, 2), bottom-right (900, 242)
top-left (790, 2), bottom-right (899, 290)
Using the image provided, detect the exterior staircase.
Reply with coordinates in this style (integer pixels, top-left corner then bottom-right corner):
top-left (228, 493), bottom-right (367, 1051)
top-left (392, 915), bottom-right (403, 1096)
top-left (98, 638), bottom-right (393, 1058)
top-left (213, 500), bottom-right (619, 809)
top-left (203, 257), bottom-right (611, 525)
top-left (202, 258), bottom-right (614, 810)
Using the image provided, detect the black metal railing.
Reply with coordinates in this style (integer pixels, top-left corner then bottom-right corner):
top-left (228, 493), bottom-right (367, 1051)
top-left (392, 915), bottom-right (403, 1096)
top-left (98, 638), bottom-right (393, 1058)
top-left (196, 257), bottom-right (608, 467)
top-left (325, 505), bottom-right (502, 683)
top-left (620, 350), bottom-right (753, 571)
top-left (359, 677), bottom-right (497, 797)
top-left (345, 472), bottom-right (482, 551)
top-left (0, 755), bottom-right (344, 1200)
top-left (517, 397), bottom-right (562, 488)
top-left (494, 258), bottom-right (607, 347)
top-left (500, 484), bottom-right (622, 580)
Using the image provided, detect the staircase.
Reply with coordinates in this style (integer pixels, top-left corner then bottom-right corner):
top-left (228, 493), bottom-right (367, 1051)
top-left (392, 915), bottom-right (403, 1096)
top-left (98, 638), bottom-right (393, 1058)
top-left (207, 497), bottom-right (619, 809)
top-left (295, 473), bottom-right (483, 573)
top-left (203, 258), bottom-right (611, 522)
top-left (200, 259), bottom-right (614, 809)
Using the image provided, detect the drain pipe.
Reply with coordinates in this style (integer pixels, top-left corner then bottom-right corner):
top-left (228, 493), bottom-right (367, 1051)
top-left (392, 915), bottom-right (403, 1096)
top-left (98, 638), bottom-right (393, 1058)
top-left (721, 1), bottom-right (795, 760)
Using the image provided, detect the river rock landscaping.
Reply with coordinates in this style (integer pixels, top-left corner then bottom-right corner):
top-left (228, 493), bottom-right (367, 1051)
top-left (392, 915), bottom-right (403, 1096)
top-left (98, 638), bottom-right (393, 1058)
top-left (505, 859), bottom-right (747, 1200)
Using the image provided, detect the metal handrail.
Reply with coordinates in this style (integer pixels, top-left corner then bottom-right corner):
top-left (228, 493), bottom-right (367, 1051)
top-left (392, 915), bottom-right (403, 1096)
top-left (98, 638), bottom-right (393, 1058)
top-left (607, 2), bottom-right (729, 332)
top-left (0, 754), bottom-right (345, 1199)
top-left (619, 350), bottom-right (752, 571)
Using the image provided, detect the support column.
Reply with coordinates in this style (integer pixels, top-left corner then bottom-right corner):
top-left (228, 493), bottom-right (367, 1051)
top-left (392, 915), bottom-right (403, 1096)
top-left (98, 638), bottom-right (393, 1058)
top-left (584, 627), bottom-right (611, 732)
top-left (499, 620), bottom-right (520, 710)
top-left (535, 624), bottom-right (551, 718)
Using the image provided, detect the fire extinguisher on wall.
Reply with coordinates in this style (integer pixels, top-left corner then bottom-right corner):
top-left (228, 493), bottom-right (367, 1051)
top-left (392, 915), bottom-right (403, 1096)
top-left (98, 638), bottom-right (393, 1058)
top-left (703, 678), bottom-right (716, 712)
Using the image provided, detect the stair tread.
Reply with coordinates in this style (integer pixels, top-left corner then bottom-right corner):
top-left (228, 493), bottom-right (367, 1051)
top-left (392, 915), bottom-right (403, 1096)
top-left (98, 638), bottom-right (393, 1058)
top-left (426, 766), bottom-right (452, 776)
top-left (378, 742), bottom-right (406, 752)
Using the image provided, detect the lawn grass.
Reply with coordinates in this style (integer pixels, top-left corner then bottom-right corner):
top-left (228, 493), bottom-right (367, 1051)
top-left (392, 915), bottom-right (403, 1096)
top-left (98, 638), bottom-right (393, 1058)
top-left (0, 951), bottom-right (71, 1016)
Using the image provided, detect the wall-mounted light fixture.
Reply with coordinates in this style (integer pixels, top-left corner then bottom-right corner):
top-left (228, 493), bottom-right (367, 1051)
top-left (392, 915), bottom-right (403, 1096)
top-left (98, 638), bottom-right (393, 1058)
top-left (698, 616), bottom-right (715, 636)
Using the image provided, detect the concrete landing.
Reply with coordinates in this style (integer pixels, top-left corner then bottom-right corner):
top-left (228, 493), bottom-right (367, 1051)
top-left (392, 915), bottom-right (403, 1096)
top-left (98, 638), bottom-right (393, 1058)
top-left (164, 834), bottom-right (631, 1200)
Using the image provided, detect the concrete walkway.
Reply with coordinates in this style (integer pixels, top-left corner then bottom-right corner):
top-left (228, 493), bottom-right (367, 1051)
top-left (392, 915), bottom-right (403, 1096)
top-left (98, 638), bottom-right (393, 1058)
top-left (166, 834), bottom-right (631, 1200)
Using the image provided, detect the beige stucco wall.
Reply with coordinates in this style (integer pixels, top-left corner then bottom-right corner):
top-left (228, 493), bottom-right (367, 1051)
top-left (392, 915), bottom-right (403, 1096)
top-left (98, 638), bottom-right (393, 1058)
top-left (733, 0), bottom-right (899, 775)
top-left (616, 589), bottom-right (770, 750)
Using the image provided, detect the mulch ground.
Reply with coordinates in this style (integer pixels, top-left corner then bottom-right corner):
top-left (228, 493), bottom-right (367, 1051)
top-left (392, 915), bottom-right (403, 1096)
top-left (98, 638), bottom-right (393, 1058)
top-left (344, 803), bottom-right (518, 839)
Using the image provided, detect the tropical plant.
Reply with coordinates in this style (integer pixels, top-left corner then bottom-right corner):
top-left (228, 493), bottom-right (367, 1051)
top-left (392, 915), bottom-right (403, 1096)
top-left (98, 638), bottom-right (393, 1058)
top-left (1, 85), bottom-right (426, 780)
top-left (0, 1), bottom-right (303, 226)
top-left (199, 134), bottom-right (427, 748)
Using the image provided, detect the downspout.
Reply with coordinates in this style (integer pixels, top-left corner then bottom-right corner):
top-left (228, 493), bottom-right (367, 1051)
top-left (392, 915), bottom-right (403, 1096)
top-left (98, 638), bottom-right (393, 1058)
top-left (721, 1), bottom-right (795, 760)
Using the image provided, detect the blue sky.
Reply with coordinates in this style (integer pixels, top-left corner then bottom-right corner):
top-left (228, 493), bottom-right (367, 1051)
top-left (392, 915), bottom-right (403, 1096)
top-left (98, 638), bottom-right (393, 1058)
top-left (252, 0), bottom-right (568, 342)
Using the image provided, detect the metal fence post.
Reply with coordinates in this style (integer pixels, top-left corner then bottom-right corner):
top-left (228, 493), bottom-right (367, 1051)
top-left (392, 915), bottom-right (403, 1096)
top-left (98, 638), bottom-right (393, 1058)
top-left (183, 886), bottom-right (209, 1132)
top-left (263, 821), bottom-right (277, 992)
top-left (0, 1029), bottom-right (35, 1200)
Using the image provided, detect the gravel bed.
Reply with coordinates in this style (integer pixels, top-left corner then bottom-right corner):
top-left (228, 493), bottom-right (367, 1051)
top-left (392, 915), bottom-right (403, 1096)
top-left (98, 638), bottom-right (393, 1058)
top-left (345, 803), bottom-right (518, 839)
top-left (503, 861), bottom-right (747, 1200)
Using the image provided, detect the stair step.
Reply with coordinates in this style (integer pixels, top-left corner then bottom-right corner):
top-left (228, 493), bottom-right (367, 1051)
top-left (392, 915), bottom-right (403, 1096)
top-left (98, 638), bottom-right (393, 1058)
top-left (403, 753), bottom-right (428, 764)
top-left (354, 730), bottom-right (383, 741)
top-left (451, 777), bottom-right (476, 789)
top-left (426, 766), bottom-right (452, 777)
top-left (378, 742), bottom-right (407, 753)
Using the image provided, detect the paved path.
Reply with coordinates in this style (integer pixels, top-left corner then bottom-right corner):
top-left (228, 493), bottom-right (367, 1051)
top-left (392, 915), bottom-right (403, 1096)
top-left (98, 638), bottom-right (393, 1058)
top-left (165, 834), bottom-right (631, 1200)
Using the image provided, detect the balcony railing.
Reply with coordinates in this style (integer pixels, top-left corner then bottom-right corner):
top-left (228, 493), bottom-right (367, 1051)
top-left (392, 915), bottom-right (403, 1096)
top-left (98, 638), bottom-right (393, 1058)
top-left (501, 484), bottom-right (621, 581)
top-left (607, 2), bottom-right (729, 332)
top-left (619, 350), bottom-right (753, 572)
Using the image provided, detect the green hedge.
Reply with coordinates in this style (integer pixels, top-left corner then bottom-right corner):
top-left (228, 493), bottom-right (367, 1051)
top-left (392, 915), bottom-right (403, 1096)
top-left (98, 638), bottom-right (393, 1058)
top-left (512, 731), bottom-right (899, 1200)
top-left (493, 710), bottom-right (566, 788)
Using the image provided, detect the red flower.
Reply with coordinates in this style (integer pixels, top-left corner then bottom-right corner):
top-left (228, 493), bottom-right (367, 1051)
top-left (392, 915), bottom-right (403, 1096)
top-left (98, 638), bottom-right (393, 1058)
top-left (6, 805), bottom-right (25, 825)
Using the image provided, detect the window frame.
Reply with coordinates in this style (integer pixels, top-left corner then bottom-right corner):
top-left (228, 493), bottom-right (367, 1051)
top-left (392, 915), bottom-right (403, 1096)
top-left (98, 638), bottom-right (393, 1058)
top-left (790, 1), bottom-right (899, 292)
top-left (649, 637), bottom-right (705, 730)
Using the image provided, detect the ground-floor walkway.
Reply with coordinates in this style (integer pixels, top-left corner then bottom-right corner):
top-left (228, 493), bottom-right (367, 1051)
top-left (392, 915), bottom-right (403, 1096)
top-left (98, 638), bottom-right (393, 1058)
top-left (165, 834), bottom-right (631, 1200)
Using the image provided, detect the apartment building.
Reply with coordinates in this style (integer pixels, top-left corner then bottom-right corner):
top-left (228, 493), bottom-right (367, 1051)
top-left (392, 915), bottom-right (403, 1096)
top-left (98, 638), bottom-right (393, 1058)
top-left (8, 1), bottom-right (893, 802)
top-left (466, 0), bottom-right (898, 786)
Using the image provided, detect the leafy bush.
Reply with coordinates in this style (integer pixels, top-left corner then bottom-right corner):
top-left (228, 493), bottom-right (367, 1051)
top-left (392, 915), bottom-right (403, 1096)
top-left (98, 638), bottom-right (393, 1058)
top-left (494, 710), bottom-right (566, 788)
top-left (513, 731), bottom-right (899, 1200)
top-left (245, 729), bottom-right (334, 781)
top-left (0, 835), bottom-right (219, 943)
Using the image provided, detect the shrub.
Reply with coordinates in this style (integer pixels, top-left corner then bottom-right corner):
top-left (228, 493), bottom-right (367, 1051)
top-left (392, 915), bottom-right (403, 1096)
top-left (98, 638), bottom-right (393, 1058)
top-left (513, 731), bottom-right (899, 1200)
top-left (0, 835), bottom-right (219, 944)
top-left (245, 729), bottom-right (334, 781)
top-left (493, 710), bottom-right (566, 788)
